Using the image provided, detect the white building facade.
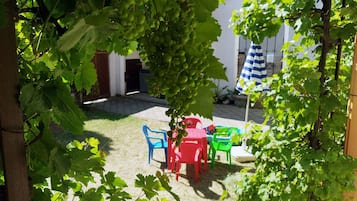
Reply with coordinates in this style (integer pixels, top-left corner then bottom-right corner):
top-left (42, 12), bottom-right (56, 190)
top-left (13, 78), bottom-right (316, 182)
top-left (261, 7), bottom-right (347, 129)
top-left (107, 0), bottom-right (291, 97)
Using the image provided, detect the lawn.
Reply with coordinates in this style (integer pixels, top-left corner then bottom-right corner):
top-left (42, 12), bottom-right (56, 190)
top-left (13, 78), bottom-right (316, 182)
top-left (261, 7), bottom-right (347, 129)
top-left (54, 107), bottom-right (253, 201)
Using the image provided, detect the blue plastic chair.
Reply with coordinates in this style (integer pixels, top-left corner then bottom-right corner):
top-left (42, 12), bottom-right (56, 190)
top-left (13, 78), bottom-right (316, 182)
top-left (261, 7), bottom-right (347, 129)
top-left (142, 124), bottom-right (168, 166)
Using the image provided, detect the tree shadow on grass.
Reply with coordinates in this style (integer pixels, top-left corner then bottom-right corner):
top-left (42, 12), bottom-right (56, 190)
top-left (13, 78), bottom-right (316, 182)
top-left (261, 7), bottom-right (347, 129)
top-left (52, 108), bottom-right (130, 153)
top-left (176, 161), bottom-right (254, 200)
top-left (53, 130), bottom-right (114, 153)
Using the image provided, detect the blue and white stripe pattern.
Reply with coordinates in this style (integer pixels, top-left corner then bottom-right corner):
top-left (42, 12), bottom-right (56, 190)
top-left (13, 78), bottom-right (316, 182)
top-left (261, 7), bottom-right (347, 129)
top-left (236, 43), bottom-right (267, 94)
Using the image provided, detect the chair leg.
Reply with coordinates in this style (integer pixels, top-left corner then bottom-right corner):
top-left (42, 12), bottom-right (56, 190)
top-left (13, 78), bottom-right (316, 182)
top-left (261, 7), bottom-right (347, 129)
top-left (208, 146), bottom-right (211, 160)
top-left (175, 162), bottom-right (181, 181)
top-left (194, 163), bottom-right (199, 182)
top-left (148, 148), bottom-right (152, 164)
top-left (228, 151), bottom-right (232, 167)
top-left (164, 148), bottom-right (168, 167)
top-left (210, 150), bottom-right (216, 168)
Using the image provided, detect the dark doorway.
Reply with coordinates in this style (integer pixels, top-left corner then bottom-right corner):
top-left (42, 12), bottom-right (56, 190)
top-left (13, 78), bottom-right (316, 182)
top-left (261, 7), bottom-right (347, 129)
top-left (125, 59), bottom-right (142, 93)
top-left (94, 51), bottom-right (110, 97)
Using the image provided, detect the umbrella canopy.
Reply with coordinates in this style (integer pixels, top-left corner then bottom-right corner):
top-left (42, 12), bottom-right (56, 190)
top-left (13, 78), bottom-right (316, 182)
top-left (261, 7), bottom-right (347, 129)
top-left (236, 43), bottom-right (267, 122)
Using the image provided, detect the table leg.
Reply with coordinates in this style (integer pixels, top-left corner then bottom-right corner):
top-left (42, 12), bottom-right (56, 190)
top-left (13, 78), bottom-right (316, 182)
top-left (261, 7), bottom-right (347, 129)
top-left (202, 138), bottom-right (208, 171)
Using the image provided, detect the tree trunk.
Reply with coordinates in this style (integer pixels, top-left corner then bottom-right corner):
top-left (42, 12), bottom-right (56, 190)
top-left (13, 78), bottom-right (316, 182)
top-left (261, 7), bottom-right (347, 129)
top-left (0, 0), bottom-right (31, 200)
top-left (344, 33), bottom-right (357, 200)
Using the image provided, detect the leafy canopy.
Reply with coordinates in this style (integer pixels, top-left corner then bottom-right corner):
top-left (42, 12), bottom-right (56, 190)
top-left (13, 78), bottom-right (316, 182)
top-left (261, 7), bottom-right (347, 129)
top-left (231, 0), bottom-right (357, 200)
top-left (7, 0), bottom-right (225, 200)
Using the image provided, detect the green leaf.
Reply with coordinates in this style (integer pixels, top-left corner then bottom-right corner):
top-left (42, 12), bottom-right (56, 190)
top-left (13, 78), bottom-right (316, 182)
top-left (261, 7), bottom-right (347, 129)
top-left (84, 7), bottom-right (112, 26)
top-left (135, 174), bottom-right (160, 199)
top-left (194, 0), bottom-right (219, 21)
top-left (156, 172), bottom-right (180, 201)
top-left (49, 147), bottom-right (70, 177)
top-left (195, 20), bottom-right (221, 43)
top-left (57, 19), bottom-right (94, 51)
top-left (74, 61), bottom-right (97, 94)
top-left (45, 83), bottom-right (86, 134)
top-left (187, 86), bottom-right (215, 119)
top-left (105, 172), bottom-right (127, 188)
top-left (87, 137), bottom-right (100, 148)
top-left (205, 55), bottom-right (227, 80)
top-left (152, 0), bottom-right (166, 13)
top-left (20, 83), bottom-right (48, 116)
top-left (88, 0), bottom-right (104, 9)
top-left (81, 188), bottom-right (104, 201)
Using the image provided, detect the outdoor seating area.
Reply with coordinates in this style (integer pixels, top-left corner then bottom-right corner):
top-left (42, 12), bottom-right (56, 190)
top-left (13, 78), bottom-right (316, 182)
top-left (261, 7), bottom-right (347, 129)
top-left (83, 94), bottom-right (263, 200)
top-left (141, 116), bottom-right (254, 183)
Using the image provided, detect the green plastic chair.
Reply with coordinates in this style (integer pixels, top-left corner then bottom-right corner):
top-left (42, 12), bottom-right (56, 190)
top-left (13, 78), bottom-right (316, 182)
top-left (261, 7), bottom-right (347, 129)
top-left (209, 131), bottom-right (233, 168)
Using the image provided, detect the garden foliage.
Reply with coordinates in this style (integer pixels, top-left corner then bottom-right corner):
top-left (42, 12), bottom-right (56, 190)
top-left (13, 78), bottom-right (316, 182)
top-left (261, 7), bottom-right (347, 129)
top-left (1, 0), bottom-right (224, 200)
top-left (231, 0), bottom-right (357, 200)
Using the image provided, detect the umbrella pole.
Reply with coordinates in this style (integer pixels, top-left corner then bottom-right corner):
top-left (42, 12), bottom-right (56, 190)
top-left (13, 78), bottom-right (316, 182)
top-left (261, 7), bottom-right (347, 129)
top-left (245, 94), bottom-right (250, 122)
top-left (241, 94), bottom-right (250, 149)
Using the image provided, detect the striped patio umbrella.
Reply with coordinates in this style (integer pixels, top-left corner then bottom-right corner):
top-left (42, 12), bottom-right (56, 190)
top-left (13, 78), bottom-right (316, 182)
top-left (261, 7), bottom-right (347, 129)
top-left (236, 42), bottom-right (267, 122)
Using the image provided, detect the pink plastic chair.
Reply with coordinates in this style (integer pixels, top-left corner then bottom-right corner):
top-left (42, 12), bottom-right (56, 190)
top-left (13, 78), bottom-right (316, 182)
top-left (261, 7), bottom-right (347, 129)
top-left (173, 138), bottom-right (203, 182)
top-left (182, 117), bottom-right (202, 128)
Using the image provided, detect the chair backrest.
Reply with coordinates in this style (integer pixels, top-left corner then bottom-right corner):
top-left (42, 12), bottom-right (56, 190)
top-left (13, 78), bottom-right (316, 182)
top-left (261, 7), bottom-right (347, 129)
top-left (142, 124), bottom-right (152, 145)
top-left (182, 117), bottom-right (202, 128)
top-left (176, 138), bottom-right (202, 162)
top-left (214, 126), bottom-right (231, 137)
top-left (212, 133), bottom-right (233, 149)
top-left (142, 124), bottom-right (167, 145)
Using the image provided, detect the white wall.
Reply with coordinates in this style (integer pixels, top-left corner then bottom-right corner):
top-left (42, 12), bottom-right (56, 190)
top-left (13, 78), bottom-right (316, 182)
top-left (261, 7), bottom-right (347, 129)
top-left (212, 0), bottom-right (243, 92)
top-left (109, 52), bottom-right (141, 96)
top-left (109, 52), bottom-right (126, 96)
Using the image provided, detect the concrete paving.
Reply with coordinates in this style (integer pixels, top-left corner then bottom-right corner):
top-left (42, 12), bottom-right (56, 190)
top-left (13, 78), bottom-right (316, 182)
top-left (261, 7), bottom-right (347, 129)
top-left (86, 93), bottom-right (268, 130)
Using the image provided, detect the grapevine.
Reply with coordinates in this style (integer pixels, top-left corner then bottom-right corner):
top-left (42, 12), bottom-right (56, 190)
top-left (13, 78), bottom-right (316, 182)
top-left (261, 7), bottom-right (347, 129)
top-left (138, 0), bottom-right (223, 143)
top-left (4, 0), bottom-right (225, 199)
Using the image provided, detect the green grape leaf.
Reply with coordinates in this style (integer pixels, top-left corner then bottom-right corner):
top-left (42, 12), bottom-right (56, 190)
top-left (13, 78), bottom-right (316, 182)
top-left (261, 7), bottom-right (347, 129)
top-left (303, 78), bottom-right (319, 94)
top-left (57, 19), bottom-right (94, 51)
top-left (195, 20), bottom-right (221, 43)
top-left (32, 188), bottom-right (52, 201)
top-left (194, 0), bottom-right (219, 21)
top-left (157, 173), bottom-right (180, 201)
top-left (43, 0), bottom-right (76, 18)
top-left (88, 0), bottom-right (104, 9)
top-left (205, 55), bottom-right (227, 80)
top-left (152, 0), bottom-right (166, 13)
top-left (49, 147), bottom-right (70, 178)
top-left (104, 172), bottom-right (128, 188)
top-left (45, 83), bottom-right (86, 134)
top-left (81, 188), bottom-right (104, 201)
top-left (84, 7), bottom-right (112, 26)
top-left (196, 0), bottom-right (219, 12)
top-left (87, 137), bottom-right (100, 148)
top-left (74, 61), bottom-right (97, 93)
top-left (135, 174), bottom-right (160, 199)
top-left (187, 86), bottom-right (215, 119)
top-left (19, 83), bottom-right (48, 116)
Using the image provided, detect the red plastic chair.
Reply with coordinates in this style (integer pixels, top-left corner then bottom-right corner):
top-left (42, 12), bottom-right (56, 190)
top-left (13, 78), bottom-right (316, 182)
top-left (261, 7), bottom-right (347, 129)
top-left (173, 138), bottom-right (203, 182)
top-left (182, 117), bottom-right (202, 128)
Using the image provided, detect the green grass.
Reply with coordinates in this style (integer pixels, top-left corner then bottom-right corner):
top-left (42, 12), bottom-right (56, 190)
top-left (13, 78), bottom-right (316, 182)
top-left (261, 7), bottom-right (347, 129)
top-left (54, 108), bottom-right (169, 152)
